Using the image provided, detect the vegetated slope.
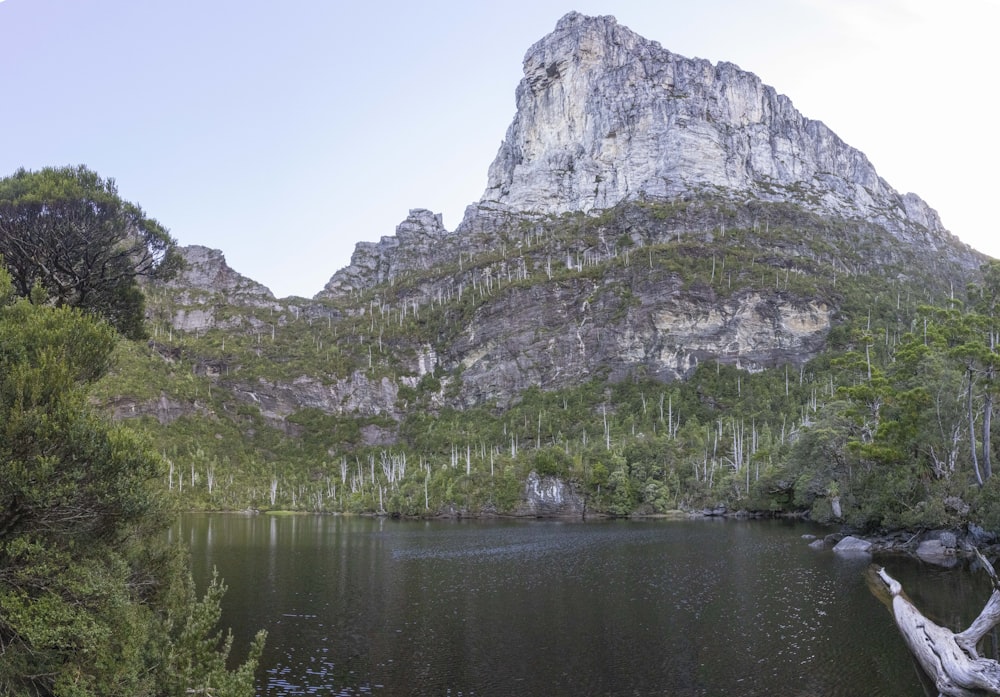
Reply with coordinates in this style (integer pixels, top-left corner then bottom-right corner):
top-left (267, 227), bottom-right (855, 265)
top-left (93, 195), bottom-right (985, 523)
top-left (93, 13), bottom-right (995, 528)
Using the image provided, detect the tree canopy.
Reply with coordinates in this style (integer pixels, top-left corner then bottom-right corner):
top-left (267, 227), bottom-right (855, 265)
top-left (0, 266), bottom-right (263, 696)
top-left (0, 166), bottom-right (182, 339)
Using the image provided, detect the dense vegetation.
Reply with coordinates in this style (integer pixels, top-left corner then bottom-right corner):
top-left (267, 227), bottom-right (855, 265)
top-left (84, 195), bottom-right (1000, 533)
top-left (0, 168), bottom-right (262, 696)
top-left (0, 166), bottom-right (182, 339)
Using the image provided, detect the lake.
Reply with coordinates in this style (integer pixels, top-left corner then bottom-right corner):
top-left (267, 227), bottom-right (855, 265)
top-left (174, 514), bottom-right (996, 696)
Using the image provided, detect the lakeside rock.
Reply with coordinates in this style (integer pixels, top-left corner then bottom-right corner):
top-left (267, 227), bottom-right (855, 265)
top-left (809, 526), bottom-right (1000, 568)
top-left (833, 536), bottom-right (873, 554)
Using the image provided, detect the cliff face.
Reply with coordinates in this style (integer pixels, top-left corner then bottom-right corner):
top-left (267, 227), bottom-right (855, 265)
top-left (157, 245), bottom-right (279, 332)
top-left (442, 264), bottom-right (833, 407)
top-left (324, 12), bottom-right (976, 304)
top-left (479, 12), bottom-right (945, 245)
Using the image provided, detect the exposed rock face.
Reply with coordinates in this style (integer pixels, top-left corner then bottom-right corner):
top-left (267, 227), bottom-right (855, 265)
top-left (651, 292), bottom-right (831, 374)
top-left (160, 246), bottom-right (279, 331)
top-left (444, 276), bottom-right (832, 407)
top-left (322, 210), bottom-right (454, 298)
top-left (237, 372), bottom-right (408, 423)
top-left (479, 12), bottom-right (947, 245)
top-left (914, 539), bottom-right (958, 567)
top-left (325, 12), bottom-right (977, 306)
top-left (169, 246), bottom-right (275, 300)
top-left (106, 393), bottom-right (209, 425)
top-left (514, 472), bottom-right (585, 517)
top-left (303, 12), bottom-right (984, 410)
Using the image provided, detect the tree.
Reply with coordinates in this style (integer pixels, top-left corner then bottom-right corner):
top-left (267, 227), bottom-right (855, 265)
top-left (0, 267), bottom-right (262, 696)
top-left (871, 550), bottom-right (1000, 697)
top-left (962, 261), bottom-right (1000, 483)
top-left (0, 165), bottom-right (182, 339)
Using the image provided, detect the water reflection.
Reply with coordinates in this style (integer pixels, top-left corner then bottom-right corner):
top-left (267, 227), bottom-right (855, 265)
top-left (176, 515), bottom-right (991, 697)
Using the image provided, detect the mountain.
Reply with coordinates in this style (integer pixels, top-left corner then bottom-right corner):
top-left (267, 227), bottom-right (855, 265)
top-left (98, 13), bottom-right (990, 522)
top-left (310, 12), bottom-right (978, 408)
top-left (481, 12), bottom-right (944, 238)
top-left (324, 12), bottom-right (970, 303)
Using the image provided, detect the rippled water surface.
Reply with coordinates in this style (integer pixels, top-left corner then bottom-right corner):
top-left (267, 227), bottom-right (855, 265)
top-left (174, 515), bottom-right (995, 696)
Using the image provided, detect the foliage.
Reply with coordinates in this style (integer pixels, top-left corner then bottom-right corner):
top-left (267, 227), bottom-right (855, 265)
top-left (161, 569), bottom-right (266, 697)
top-left (0, 268), bottom-right (262, 696)
top-left (0, 166), bottom-right (182, 338)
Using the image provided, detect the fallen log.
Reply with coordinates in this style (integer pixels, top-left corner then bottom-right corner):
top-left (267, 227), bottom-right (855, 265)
top-left (870, 548), bottom-right (1000, 696)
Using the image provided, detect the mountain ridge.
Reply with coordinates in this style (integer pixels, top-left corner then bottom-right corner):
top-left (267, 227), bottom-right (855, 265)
top-left (319, 12), bottom-right (974, 302)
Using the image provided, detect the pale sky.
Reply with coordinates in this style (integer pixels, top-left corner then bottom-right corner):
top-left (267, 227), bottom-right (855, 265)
top-left (2, 1), bottom-right (996, 298)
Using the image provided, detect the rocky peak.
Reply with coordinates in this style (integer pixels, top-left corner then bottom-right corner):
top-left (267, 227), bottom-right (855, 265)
top-left (477, 12), bottom-right (947, 244)
top-left (169, 245), bottom-right (275, 300)
top-left (320, 209), bottom-right (453, 298)
top-left (159, 245), bottom-right (278, 332)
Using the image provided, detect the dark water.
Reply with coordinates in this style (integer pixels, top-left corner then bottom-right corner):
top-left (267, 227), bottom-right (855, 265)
top-left (174, 515), bottom-right (996, 696)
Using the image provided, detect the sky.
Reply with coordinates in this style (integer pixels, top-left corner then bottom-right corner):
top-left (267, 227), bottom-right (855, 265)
top-left (1, 0), bottom-right (997, 298)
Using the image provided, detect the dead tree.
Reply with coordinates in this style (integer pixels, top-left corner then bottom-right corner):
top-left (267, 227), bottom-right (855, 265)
top-left (870, 548), bottom-right (1000, 696)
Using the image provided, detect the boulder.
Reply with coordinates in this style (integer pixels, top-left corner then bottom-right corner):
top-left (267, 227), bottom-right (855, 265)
top-left (514, 472), bottom-right (585, 517)
top-left (938, 531), bottom-right (958, 549)
top-left (833, 536), bottom-right (872, 554)
top-left (916, 539), bottom-right (958, 568)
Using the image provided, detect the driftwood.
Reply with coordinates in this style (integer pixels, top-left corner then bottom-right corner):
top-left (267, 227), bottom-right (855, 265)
top-left (871, 548), bottom-right (1000, 696)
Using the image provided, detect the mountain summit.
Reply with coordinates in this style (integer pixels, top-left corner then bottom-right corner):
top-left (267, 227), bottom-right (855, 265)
top-left (477, 12), bottom-right (945, 244)
top-left (325, 12), bottom-right (972, 300)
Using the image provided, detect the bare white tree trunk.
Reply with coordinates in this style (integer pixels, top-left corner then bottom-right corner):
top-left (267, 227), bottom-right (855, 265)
top-left (872, 549), bottom-right (1000, 696)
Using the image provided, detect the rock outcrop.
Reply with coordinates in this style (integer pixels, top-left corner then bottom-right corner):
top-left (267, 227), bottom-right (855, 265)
top-left (514, 472), bottom-right (586, 517)
top-left (443, 274), bottom-right (833, 407)
top-left (300, 12), bottom-right (985, 410)
top-left (325, 13), bottom-right (978, 304)
top-left (478, 12), bottom-right (948, 247)
top-left (322, 210), bottom-right (455, 298)
top-left (168, 246), bottom-right (275, 301)
top-left (158, 246), bottom-right (280, 332)
top-left (833, 536), bottom-right (873, 554)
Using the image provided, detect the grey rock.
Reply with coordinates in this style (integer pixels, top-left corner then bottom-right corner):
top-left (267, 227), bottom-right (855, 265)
top-left (514, 471), bottom-right (585, 517)
top-left (808, 539), bottom-right (827, 550)
top-left (944, 496), bottom-right (971, 516)
top-left (442, 277), bottom-right (832, 408)
top-left (938, 531), bottom-right (958, 549)
top-left (969, 524), bottom-right (996, 545)
top-left (324, 13), bottom-right (980, 306)
top-left (109, 392), bottom-right (209, 426)
top-left (238, 372), bottom-right (407, 424)
top-left (168, 245), bottom-right (275, 300)
top-left (916, 539), bottom-right (958, 568)
top-left (480, 12), bottom-right (955, 249)
top-left (302, 12), bottom-right (981, 412)
top-left (833, 536), bottom-right (872, 554)
top-left (321, 209), bottom-right (453, 298)
top-left (160, 246), bottom-right (279, 332)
